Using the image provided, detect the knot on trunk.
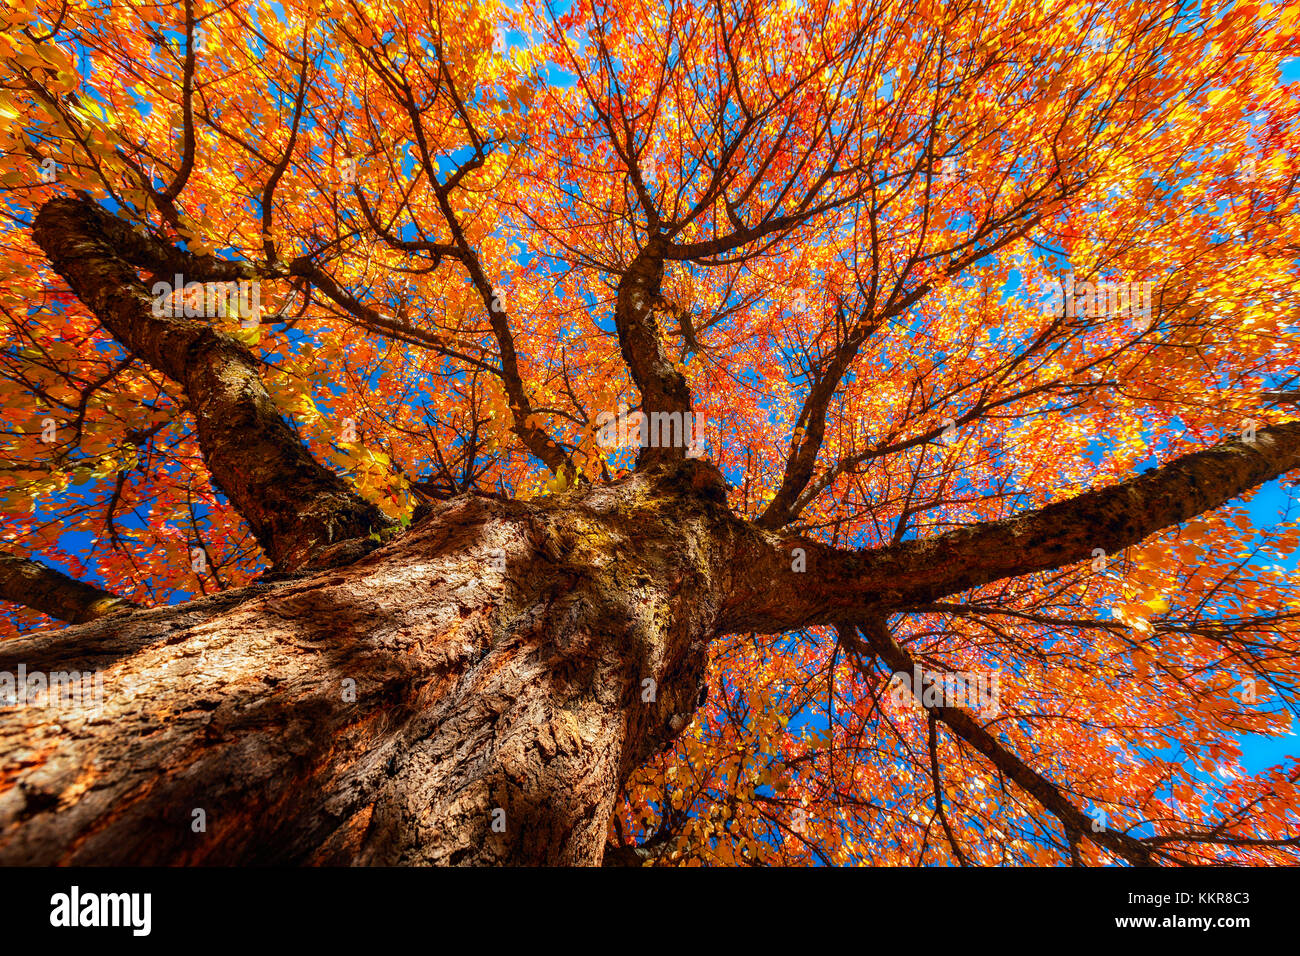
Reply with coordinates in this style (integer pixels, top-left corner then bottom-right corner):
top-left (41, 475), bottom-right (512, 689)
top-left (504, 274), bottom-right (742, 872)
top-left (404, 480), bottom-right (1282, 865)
top-left (651, 458), bottom-right (730, 507)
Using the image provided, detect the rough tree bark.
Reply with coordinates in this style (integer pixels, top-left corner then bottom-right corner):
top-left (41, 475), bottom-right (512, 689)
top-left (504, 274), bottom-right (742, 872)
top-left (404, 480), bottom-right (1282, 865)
top-left (0, 462), bottom-right (738, 865)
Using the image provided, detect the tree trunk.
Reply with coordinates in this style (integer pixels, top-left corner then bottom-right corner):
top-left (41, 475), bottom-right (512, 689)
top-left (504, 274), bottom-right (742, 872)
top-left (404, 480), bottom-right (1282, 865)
top-left (0, 462), bottom-right (733, 865)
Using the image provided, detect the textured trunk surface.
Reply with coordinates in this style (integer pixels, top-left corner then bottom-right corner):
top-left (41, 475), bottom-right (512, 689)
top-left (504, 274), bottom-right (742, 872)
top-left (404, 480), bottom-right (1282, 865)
top-left (0, 464), bottom-right (733, 865)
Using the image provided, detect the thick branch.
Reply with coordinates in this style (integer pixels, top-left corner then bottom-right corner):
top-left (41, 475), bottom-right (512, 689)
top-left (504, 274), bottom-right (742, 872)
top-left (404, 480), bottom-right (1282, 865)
top-left (32, 197), bottom-right (392, 571)
top-left (722, 422), bottom-right (1300, 632)
top-left (0, 551), bottom-right (135, 624)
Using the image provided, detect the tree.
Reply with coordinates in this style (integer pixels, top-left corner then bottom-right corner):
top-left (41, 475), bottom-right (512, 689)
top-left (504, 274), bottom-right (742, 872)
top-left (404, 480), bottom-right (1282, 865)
top-left (0, 0), bottom-right (1297, 866)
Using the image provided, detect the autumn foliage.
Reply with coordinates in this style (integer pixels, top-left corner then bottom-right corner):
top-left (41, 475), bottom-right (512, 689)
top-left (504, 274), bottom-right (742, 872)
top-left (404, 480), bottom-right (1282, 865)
top-left (2, 0), bottom-right (1300, 865)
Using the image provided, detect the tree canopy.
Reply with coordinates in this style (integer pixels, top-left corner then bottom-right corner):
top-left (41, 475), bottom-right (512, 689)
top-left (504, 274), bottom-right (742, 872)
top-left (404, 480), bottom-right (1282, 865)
top-left (2, 0), bottom-right (1299, 865)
